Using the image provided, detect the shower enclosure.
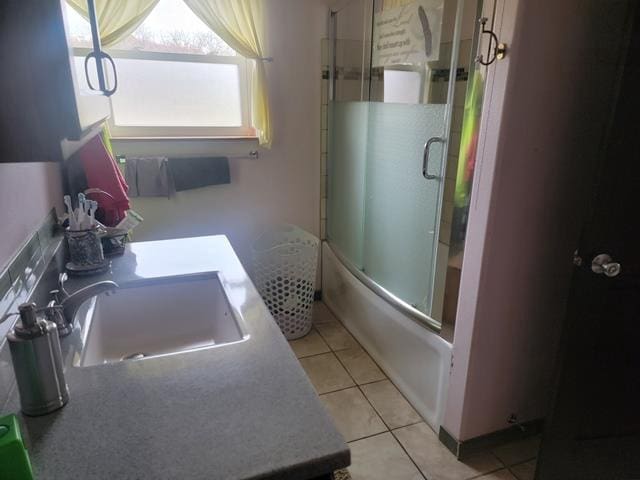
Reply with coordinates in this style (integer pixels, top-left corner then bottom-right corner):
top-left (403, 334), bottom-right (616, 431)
top-left (323, 0), bottom-right (489, 428)
top-left (327, 0), bottom-right (469, 330)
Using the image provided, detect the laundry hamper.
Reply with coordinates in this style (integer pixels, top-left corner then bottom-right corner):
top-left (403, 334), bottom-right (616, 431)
top-left (252, 224), bottom-right (319, 339)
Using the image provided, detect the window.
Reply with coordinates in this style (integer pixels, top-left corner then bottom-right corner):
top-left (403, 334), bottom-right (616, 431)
top-left (65, 0), bottom-right (253, 138)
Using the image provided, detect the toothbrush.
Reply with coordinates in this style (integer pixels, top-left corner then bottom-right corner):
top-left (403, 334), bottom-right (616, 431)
top-left (63, 195), bottom-right (75, 229)
top-left (77, 193), bottom-right (87, 229)
top-left (88, 201), bottom-right (97, 227)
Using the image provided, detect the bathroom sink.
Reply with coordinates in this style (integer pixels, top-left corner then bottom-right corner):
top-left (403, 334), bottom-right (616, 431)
top-left (73, 273), bottom-right (247, 367)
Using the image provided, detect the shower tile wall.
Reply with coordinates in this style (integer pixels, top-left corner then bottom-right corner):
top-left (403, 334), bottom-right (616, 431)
top-left (320, 38), bottom-right (329, 241)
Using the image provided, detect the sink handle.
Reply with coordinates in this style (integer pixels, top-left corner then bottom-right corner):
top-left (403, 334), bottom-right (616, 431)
top-left (58, 272), bottom-right (70, 298)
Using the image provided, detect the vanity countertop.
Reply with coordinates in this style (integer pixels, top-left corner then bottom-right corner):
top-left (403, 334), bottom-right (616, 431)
top-left (5, 236), bottom-right (349, 479)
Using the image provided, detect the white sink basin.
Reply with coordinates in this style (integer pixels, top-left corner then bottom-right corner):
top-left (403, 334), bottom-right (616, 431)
top-left (74, 273), bottom-right (246, 367)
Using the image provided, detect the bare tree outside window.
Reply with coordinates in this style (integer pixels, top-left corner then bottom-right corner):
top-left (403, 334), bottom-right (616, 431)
top-left (65, 0), bottom-right (236, 56)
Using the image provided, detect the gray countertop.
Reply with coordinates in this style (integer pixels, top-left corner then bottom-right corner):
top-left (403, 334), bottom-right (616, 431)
top-left (5, 236), bottom-right (349, 479)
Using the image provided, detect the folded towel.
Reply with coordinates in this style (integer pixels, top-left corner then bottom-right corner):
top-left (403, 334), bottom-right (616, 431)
top-left (124, 160), bottom-right (138, 197)
top-left (124, 157), bottom-right (172, 197)
top-left (78, 134), bottom-right (130, 226)
top-left (168, 157), bottom-right (230, 192)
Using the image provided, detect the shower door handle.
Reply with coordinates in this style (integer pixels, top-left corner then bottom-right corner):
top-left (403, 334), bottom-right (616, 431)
top-left (423, 137), bottom-right (445, 180)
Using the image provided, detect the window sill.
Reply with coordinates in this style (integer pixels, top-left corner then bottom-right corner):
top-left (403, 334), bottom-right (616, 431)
top-left (111, 135), bottom-right (259, 142)
top-left (110, 135), bottom-right (260, 158)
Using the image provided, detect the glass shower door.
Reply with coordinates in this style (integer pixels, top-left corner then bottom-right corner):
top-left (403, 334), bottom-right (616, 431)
top-left (328, 0), bottom-right (463, 326)
top-left (362, 102), bottom-right (447, 314)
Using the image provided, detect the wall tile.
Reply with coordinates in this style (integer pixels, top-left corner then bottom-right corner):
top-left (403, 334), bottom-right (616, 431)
top-left (439, 220), bottom-right (452, 246)
top-left (0, 271), bottom-right (11, 308)
top-left (8, 234), bottom-right (41, 285)
top-left (452, 106), bottom-right (465, 133)
top-left (447, 154), bottom-right (459, 180)
top-left (0, 210), bottom-right (63, 410)
top-left (454, 81), bottom-right (468, 107)
top-left (321, 38), bottom-right (329, 69)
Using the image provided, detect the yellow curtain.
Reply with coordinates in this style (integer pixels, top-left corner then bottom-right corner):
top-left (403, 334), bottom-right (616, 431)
top-left (184, 0), bottom-right (272, 147)
top-left (66, 0), bottom-right (159, 47)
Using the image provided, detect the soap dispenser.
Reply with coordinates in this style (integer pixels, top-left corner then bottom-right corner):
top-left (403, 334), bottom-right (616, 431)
top-left (7, 303), bottom-right (69, 416)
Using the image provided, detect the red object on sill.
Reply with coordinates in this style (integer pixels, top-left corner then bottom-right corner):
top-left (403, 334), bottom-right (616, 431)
top-left (78, 134), bottom-right (130, 226)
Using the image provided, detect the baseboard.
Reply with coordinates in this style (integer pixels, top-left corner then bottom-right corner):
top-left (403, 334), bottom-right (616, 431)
top-left (439, 419), bottom-right (544, 459)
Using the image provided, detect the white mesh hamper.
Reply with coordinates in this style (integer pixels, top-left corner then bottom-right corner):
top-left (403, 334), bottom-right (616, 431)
top-left (252, 224), bottom-right (319, 339)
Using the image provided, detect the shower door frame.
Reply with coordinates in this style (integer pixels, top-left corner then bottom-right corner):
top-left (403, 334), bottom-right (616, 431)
top-left (326, 0), bottom-right (466, 333)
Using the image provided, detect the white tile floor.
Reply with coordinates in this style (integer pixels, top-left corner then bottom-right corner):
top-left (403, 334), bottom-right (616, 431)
top-left (288, 302), bottom-right (539, 480)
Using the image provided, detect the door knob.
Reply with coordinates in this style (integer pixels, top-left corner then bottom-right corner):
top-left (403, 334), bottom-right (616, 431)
top-left (591, 254), bottom-right (621, 278)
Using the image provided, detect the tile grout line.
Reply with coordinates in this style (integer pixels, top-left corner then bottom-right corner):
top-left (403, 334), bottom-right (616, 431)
top-left (314, 302), bottom-right (442, 477)
top-left (389, 419), bottom-right (425, 432)
top-left (315, 302), bottom-right (426, 420)
top-left (313, 323), bottom-right (406, 449)
top-left (313, 326), bottom-right (355, 355)
top-left (345, 429), bottom-right (392, 446)
top-left (388, 425), bottom-right (428, 480)
top-left (388, 425), bottom-right (507, 480)
top-left (328, 343), bottom-right (392, 432)
top-left (465, 465), bottom-right (510, 480)
top-left (317, 382), bottom-right (358, 397)
top-left (329, 340), bottom-right (433, 477)
top-left (308, 305), bottom-right (523, 480)
top-left (511, 456), bottom-right (537, 466)
top-left (314, 302), bottom-right (428, 432)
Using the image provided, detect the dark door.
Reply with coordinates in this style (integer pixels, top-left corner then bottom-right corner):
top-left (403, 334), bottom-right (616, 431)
top-left (535, 8), bottom-right (640, 480)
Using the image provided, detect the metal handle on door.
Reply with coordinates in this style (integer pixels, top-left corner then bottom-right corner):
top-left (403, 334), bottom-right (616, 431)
top-left (591, 254), bottom-right (621, 278)
top-left (84, 51), bottom-right (99, 91)
top-left (100, 52), bottom-right (118, 96)
top-left (423, 137), bottom-right (444, 180)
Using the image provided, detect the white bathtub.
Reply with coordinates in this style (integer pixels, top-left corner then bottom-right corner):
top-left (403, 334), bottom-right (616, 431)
top-left (321, 242), bottom-right (452, 430)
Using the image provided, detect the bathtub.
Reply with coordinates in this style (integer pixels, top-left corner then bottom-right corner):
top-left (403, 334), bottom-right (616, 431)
top-left (321, 242), bottom-right (452, 430)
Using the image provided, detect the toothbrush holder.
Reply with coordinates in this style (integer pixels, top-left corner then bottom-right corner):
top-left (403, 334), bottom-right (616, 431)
top-left (65, 225), bottom-right (106, 267)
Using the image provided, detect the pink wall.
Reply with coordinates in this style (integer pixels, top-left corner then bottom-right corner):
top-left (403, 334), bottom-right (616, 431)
top-left (0, 163), bottom-right (63, 271)
top-left (443, 0), bottom-right (632, 441)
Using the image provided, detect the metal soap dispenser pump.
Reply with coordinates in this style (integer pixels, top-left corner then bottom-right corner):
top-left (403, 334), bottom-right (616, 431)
top-left (7, 303), bottom-right (69, 416)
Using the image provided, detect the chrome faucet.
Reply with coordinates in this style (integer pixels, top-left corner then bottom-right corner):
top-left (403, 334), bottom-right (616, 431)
top-left (47, 273), bottom-right (119, 336)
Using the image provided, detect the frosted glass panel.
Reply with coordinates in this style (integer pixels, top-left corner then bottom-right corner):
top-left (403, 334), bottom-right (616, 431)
top-left (327, 101), bottom-right (369, 267)
top-left (363, 103), bottom-right (446, 313)
top-left (109, 58), bottom-right (242, 127)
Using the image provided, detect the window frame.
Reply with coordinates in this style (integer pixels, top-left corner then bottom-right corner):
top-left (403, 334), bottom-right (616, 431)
top-left (73, 47), bottom-right (254, 139)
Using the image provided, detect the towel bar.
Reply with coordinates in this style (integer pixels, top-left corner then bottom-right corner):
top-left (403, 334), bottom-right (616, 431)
top-left (228, 150), bottom-right (259, 160)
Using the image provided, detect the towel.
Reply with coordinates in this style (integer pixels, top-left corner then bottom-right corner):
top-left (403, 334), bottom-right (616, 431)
top-left (124, 160), bottom-right (139, 197)
top-left (124, 157), bottom-right (172, 197)
top-left (168, 157), bottom-right (230, 192)
top-left (78, 134), bottom-right (130, 226)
